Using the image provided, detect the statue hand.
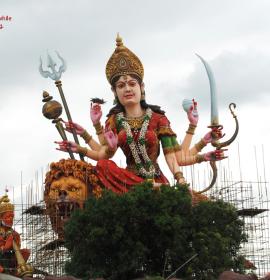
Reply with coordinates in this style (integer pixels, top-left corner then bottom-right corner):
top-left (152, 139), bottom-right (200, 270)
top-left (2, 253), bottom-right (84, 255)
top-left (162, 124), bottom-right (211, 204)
top-left (204, 149), bottom-right (227, 161)
top-left (63, 120), bottom-right (85, 135)
top-left (177, 177), bottom-right (186, 185)
top-left (187, 99), bottom-right (199, 125)
top-left (55, 140), bottom-right (79, 153)
top-left (104, 129), bottom-right (118, 150)
top-left (90, 103), bottom-right (102, 125)
top-left (203, 127), bottom-right (224, 144)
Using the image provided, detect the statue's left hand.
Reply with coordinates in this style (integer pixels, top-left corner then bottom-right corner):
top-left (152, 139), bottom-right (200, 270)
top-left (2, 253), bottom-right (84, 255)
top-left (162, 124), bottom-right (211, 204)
top-left (104, 129), bottom-right (118, 150)
top-left (55, 140), bottom-right (79, 153)
top-left (187, 99), bottom-right (198, 125)
top-left (203, 127), bottom-right (224, 144)
top-left (204, 149), bottom-right (227, 161)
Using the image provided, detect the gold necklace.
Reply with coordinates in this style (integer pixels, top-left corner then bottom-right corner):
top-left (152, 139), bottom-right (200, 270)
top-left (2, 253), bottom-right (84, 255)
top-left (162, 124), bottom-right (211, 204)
top-left (124, 114), bottom-right (145, 130)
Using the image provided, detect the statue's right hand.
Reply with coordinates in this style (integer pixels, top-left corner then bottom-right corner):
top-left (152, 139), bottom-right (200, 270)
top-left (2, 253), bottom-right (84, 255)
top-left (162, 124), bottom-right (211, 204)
top-left (55, 140), bottom-right (78, 153)
top-left (63, 120), bottom-right (85, 136)
top-left (90, 103), bottom-right (102, 125)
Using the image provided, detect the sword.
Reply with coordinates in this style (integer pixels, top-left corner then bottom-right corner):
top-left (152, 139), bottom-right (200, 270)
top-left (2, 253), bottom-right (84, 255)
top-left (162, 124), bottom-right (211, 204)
top-left (195, 54), bottom-right (223, 131)
top-left (196, 54), bottom-right (239, 193)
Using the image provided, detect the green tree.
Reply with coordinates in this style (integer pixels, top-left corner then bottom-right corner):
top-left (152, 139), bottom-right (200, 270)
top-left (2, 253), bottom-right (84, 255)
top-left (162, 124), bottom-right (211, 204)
top-left (187, 200), bottom-right (247, 280)
top-left (64, 183), bottom-right (246, 280)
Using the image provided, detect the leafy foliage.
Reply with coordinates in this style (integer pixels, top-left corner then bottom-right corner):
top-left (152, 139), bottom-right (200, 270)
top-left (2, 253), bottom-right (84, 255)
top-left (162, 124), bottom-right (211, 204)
top-left (64, 183), bottom-right (246, 280)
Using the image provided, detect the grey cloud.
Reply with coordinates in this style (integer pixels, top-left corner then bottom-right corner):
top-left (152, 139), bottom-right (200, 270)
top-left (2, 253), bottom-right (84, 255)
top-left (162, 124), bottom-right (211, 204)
top-left (2, 0), bottom-right (270, 95)
top-left (155, 50), bottom-right (270, 114)
top-left (2, 0), bottom-right (270, 189)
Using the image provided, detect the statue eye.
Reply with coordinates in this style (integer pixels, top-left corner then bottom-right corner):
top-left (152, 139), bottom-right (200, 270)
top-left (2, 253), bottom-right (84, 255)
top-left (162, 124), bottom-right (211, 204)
top-left (128, 81), bottom-right (137, 87)
top-left (116, 83), bottom-right (125, 89)
top-left (50, 188), bottom-right (58, 193)
top-left (68, 186), bottom-right (78, 192)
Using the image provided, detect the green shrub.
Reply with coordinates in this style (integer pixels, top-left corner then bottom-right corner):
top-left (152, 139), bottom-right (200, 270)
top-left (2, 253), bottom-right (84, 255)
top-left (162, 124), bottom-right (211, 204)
top-left (64, 183), bottom-right (246, 280)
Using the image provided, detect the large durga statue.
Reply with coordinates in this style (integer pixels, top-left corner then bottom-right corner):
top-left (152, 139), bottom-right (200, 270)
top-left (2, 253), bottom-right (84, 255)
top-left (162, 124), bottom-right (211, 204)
top-left (41, 35), bottom-right (229, 238)
top-left (53, 34), bottom-right (225, 191)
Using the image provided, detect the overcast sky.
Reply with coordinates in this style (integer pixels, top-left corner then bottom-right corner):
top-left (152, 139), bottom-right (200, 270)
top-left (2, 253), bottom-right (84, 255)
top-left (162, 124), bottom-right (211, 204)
top-left (1, 0), bottom-right (270, 201)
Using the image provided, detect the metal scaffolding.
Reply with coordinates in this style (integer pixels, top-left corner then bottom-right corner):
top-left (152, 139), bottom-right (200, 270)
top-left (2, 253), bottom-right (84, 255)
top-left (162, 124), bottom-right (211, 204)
top-left (13, 179), bottom-right (70, 277)
top-left (9, 150), bottom-right (270, 278)
top-left (210, 180), bottom-right (270, 277)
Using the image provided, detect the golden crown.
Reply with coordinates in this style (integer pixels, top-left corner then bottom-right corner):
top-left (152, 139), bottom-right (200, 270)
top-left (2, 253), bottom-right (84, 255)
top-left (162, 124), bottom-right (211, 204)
top-left (0, 194), bottom-right (14, 214)
top-left (106, 34), bottom-right (144, 84)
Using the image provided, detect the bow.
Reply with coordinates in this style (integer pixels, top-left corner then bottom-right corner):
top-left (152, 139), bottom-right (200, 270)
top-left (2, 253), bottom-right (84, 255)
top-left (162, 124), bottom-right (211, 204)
top-left (196, 54), bottom-right (239, 194)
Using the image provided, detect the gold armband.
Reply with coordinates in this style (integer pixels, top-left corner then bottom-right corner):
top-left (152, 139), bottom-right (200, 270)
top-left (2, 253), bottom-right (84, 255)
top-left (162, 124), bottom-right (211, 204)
top-left (174, 171), bottom-right (184, 181)
top-left (105, 146), bottom-right (116, 158)
top-left (77, 146), bottom-right (88, 157)
top-left (186, 124), bottom-right (197, 135)
top-left (80, 130), bottom-right (92, 144)
top-left (195, 139), bottom-right (207, 152)
top-left (94, 122), bottom-right (103, 135)
top-left (195, 154), bottom-right (205, 163)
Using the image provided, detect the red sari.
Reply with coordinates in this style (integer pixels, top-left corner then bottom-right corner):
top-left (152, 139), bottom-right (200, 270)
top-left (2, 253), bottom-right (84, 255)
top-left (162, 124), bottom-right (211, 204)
top-left (95, 110), bottom-right (180, 193)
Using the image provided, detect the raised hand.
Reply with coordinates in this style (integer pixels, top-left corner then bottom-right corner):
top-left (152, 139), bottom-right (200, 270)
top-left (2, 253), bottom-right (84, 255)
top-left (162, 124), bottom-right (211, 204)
top-left (187, 99), bottom-right (198, 126)
top-left (104, 129), bottom-right (118, 150)
top-left (55, 140), bottom-right (79, 153)
top-left (203, 126), bottom-right (224, 144)
top-left (204, 149), bottom-right (227, 161)
top-left (63, 120), bottom-right (85, 136)
top-left (90, 103), bottom-right (102, 125)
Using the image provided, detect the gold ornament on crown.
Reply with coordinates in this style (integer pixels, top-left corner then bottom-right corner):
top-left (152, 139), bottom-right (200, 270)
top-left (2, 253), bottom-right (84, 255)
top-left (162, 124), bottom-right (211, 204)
top-left (106, 34), bottom-right (144, 84)
top-left (0, 194), bottom-right (14, 214)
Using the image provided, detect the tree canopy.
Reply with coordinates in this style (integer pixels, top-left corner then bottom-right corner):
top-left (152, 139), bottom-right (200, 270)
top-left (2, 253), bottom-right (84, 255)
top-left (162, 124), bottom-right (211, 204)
top-left (64, 183), bottom-right (246, 280)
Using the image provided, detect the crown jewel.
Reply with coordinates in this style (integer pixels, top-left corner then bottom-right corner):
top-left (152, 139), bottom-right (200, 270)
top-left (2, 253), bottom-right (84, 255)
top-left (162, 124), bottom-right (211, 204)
top-left (106, 34), bottom-right (144, 84)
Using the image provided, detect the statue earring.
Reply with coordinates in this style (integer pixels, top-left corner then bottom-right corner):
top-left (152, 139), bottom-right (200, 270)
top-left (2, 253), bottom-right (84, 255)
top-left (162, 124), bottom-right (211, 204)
top-left (141, 91), bottom-right (145, 101)
top-left (113, 95), bottom-right (119, 105)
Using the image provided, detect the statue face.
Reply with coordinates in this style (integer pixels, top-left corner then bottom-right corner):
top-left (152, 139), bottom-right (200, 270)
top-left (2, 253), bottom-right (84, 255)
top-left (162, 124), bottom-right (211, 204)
top-left (114, 75), bottom-right (144, 107)
top-left (48, 176), bottom-right (87, 204)
top-left (0, 211), bottom-right (14, 227)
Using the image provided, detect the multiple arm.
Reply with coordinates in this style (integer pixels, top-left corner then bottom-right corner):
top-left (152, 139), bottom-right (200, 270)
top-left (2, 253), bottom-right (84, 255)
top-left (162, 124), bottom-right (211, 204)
top-left (55, 100), bottom-right (226, 185)
top-left (175, 100), bottom-right (224, 165)
top-left (56, 103), bottom-right (118, 161)
top-left (161, 100), bottom-right (225, 184)
top-left (55, 128), bottom-right (118, 161)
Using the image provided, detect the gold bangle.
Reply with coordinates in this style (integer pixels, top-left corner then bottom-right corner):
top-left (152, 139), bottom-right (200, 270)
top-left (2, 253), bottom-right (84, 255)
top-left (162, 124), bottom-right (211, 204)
top-left (80, 130), bottom-right (92, 144)
top-left (186, 124), bottom-right (197, 135)
top-left (195, 139), bottom-right (207, 152)
top-left (77, 146), bottom-right (88, 157)
top-left (94, 122), bottom-right (103, 135)
top-left (105, 146), bottom-right (115, 158)
top-left (100, 139), bottom-right (107, 145)
top-left (195, 154), bottom-right (205, 163)
top-left (174, 171), bottom-right (184, 181)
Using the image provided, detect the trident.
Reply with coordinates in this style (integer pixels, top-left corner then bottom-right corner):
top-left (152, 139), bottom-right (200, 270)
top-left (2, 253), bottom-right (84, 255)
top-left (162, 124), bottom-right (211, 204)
top-left (39, 51), bottom-right (84, 161)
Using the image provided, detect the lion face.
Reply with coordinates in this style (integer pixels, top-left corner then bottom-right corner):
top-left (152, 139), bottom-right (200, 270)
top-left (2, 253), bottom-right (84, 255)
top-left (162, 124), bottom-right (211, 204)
top-left (45, 176), bottom-right (88, 239)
